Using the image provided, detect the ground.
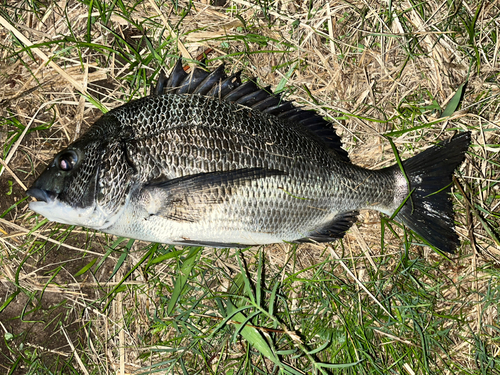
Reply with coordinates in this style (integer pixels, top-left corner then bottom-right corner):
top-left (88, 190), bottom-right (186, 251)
top-left (0, 1), bottom-right (499, 374)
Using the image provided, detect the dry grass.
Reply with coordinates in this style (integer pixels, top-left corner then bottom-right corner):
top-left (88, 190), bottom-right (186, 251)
top-left (0, 0), bottom-right (499, 374)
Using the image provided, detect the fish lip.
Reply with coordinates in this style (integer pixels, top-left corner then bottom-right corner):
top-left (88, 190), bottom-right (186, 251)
top-left (26, 188), bottom-right (57, 203)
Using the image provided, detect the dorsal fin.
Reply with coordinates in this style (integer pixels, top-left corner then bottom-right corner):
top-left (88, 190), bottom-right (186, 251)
top-left (152, 58), bottom-right (350, 162)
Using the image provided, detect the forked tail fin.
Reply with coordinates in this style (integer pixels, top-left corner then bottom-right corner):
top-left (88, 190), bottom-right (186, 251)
top-left (393, 132), bottom-right (471, 253)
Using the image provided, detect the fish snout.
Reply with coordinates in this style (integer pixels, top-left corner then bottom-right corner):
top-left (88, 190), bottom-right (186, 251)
top-left (26, 188), bottom-right (57, 203)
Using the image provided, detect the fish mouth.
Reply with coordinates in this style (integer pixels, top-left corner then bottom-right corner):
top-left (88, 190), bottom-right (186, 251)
top-left (26, 188), bottom-right (57, 203)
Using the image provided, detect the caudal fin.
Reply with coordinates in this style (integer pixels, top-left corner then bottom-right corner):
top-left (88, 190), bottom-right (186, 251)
top-left (393, 132), bottom-right (471, 253)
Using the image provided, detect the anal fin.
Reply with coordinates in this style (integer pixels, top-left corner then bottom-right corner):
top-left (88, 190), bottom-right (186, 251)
top-left (298, 211), bottom-right (359, 243)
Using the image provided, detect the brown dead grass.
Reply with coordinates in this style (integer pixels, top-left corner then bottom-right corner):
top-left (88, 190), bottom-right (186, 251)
top-left (0, 0), bottom-right (499, 373)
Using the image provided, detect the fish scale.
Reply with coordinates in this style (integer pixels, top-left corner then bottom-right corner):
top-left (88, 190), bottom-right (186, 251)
top-left (27, 59), bottom-right (471, 253)
top-left (114, 95), bottom-right (335, 179)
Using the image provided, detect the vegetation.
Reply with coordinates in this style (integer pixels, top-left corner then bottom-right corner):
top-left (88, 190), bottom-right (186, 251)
top-left (0, 0), bottom-right (498, 374)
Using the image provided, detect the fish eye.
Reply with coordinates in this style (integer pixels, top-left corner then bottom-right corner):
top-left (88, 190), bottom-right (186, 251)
top-left (57, 151), bottom-right (78, 171)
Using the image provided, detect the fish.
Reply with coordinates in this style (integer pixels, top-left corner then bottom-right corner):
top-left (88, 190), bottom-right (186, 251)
top-left (26, 58), bottom-right (471, 253)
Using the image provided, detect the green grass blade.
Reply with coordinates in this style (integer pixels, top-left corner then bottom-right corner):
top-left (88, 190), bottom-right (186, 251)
top-left (440, 82), bottom-right (467, 118)
top-left (167, 246), bottom-right (202, 315)
top-left (74, 258), bottom-right (97, 277)
top-left (0, 289), bottom-right (20, 314)
top-left (108, 238), bottom-right (135, 280)
top-left (104, 243), bottom-right (157, 311)
top-left (316, 359), bottom-right (364, 369)
top-left (225, 300), bottom-right (279, 365)
top-left (148, 249), bottom-right (184, 265)
top-left (275, 61), bottom-right (297, 93)
top-left (268, 280), bottom-right (279, 316)
top-left (236, 251), bottom-right (256, 304)
top-left (256, 250), bottom-right (263, 307)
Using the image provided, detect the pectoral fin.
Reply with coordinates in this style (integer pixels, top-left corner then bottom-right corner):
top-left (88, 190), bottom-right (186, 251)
top-left (143, 168), bottom-right (286, 222)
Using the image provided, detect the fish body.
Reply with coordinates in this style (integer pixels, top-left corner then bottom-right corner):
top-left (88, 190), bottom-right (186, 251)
top-left (27, 59), bottom-right (470, 253)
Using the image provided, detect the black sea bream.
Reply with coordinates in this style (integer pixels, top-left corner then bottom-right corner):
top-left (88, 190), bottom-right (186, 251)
top-left (27, 59), bottom-right (471, 253)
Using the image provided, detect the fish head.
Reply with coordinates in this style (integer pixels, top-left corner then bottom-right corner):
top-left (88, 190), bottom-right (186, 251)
top-left (27, 135), bottom-right (108, 228)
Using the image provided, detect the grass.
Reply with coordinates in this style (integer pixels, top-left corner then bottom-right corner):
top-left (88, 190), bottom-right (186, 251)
top-left (0, 0), bottom-right (499, 374)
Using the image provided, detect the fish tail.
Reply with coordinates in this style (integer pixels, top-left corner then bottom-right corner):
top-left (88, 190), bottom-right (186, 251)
top-left (392, 131), bottom-right (471, 253)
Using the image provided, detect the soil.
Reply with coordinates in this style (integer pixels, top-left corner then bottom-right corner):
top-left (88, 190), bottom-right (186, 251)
top-left (0, 230), bottom-right (114, 374)
top-left (0, 55), bottom-right (118, 374)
